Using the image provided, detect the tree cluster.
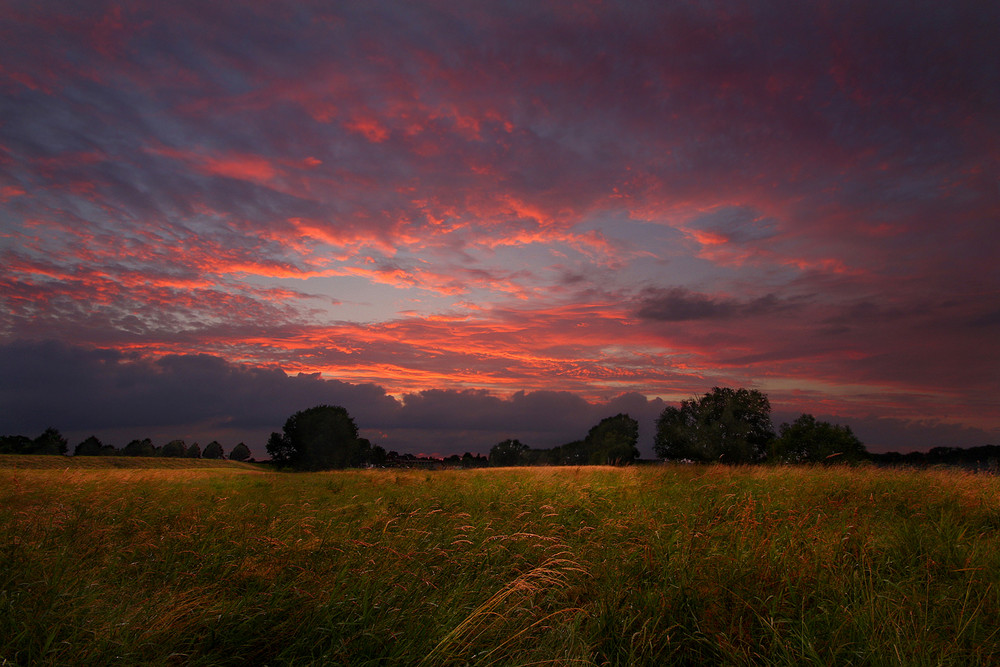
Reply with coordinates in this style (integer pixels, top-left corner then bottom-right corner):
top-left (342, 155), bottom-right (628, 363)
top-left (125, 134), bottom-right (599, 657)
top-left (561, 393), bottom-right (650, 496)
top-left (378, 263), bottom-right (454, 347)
top-left (266, 405), bottom-right (386, 470)
top-left (0, 429), bottom-right (251, 461)
top-left (0, 428), bottom-right (68, 455)
top-left (112, 438), bottom-right (250, 460)
top-left (487, 414), bottom-right (641, 467)
top-left (870, 445), bottom-right (1000, 471)
top-left (654, 387), bottom-right (868, 464)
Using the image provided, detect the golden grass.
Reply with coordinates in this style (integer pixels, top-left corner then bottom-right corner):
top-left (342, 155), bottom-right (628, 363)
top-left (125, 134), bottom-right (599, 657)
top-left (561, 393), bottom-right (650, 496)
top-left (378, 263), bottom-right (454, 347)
top-left (2, 463), bottom-right (1000, 665)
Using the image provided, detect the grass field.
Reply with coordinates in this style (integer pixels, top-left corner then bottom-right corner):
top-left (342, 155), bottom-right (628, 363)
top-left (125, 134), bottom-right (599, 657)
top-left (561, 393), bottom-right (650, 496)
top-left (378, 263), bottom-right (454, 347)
top-left (2, 457), bottom-right (999, 665)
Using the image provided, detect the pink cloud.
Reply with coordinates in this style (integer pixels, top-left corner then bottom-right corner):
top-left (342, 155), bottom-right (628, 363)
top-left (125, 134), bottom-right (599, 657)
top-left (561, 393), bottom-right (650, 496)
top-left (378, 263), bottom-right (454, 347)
top-left (1, 1), bottom-right (997, 451)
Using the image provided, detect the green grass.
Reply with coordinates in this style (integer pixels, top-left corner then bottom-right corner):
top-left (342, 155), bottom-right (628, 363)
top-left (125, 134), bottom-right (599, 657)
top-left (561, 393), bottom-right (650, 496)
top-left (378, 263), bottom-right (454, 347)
top-left (2, 462), bottom-right (999, 665)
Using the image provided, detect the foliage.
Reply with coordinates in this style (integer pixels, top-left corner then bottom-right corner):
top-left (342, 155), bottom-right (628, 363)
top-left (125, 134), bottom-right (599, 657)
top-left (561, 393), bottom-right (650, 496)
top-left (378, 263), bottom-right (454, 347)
top-left (1, 429), bottom-right (69, 455)
top-left (185, 442), bottom-right (202, 458)
top-left (871, 444), bottom-right (1000, 470)
top-left (655, 387), bottom-right (775, 463)
top-left (74, 436), bottom-right (101, 456)
top-left (122, 438), bottom-right (155, 457)
top-left (548, 439), bottom-right (586, 465)
top-left (160, 439), bottom-right (187, 458)
top-left (488, 438), bottom-right (529, 466)
top-left (229, 442), bottom-right (251, 462)
top-left (493, 415), bottom-right (639, 467)
top-left (3, 464), bottom-right (1000, 665)
top-left (583, 413), bottom-right (639, 464)
top-left (267, 405), bottom-right (373, 470)
top-left (363, 439), bottom-right (387, 466)
top-left (0, 435), bottom-right (33, 455)
top-left (772, 414), bottom-right (868, 463)
top-left (0, 454), bottom-right (260, 469)
top-left (443, 452), bottom-right (489, 468)
top-left (202, 441), bottom-right (225, 459)
top-left (32, 428), bottom-right (69, 455)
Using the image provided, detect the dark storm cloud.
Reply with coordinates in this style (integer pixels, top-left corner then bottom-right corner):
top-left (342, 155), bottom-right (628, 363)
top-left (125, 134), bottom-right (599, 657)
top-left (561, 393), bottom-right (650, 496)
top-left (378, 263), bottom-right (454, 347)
top-left (0, 341), bottom-right (668, 456)
top-left (0, 339), bottom-right (395, 433)
top-left (635, 288), bottom-right (795, 322)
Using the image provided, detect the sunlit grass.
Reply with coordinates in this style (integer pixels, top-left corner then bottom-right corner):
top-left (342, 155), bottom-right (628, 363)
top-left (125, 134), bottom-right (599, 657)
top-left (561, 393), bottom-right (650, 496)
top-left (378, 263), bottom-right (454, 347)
top-left (2, 461), bottom-right (999, 664)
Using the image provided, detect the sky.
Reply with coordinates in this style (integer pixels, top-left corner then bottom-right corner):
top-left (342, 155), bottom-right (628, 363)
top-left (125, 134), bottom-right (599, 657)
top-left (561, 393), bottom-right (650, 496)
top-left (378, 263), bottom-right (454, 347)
top-left (1, 1), bottom-right (998, 458)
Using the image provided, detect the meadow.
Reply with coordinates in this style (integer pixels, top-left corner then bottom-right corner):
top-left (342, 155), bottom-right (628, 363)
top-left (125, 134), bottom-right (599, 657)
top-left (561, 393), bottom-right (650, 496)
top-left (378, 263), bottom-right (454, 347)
top-left (2, 455), bottom-right (999, 665)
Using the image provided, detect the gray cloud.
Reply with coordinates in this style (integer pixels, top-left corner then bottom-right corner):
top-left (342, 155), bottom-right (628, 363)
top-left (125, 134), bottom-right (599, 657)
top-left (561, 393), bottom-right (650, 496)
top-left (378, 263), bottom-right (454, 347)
top-left (635, 288), bottom-right (795, 322)
top-left (0, 341), bottom-right (667, 457)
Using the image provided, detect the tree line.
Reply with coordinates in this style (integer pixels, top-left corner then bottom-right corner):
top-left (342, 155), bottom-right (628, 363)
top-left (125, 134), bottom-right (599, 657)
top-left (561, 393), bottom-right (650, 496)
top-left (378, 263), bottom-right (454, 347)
top-left (13, 386), bottom-right (983, 471)
top-left (0, 430), bottom-right (253, 461)
top-left (487, 413), bottom-right (640, 466)
top-left (654, 387), bottom-right (868, 464)
top-left (262, 388), bottom-right (869, 471)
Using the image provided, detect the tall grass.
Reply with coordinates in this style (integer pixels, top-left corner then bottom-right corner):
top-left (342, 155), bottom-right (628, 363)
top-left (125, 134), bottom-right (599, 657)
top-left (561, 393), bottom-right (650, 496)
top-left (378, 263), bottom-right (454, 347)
top-left (2, 462), bottom-right (999, 664)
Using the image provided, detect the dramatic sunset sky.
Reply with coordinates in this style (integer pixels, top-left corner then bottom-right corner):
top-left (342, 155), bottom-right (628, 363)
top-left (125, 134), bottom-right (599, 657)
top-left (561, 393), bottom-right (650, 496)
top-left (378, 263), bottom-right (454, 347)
top-left (2, 1), bottom-right (997, 457)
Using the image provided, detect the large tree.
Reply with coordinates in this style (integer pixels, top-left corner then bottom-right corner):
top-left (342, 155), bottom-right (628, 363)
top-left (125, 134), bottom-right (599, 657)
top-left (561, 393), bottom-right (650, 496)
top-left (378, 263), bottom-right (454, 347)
top-left (202, 441), bottom-right (225, 459)
top-left (32, 428), bottom-right (68, 455)
top-left (161, 439), bottom-right (187, 458)
top-left (267, 405), bottom-right (370, 470)
top-left (74, 435), bottom-right (105, 456)
top-left (655, 387), bottom-right (775, 463)
top-left (229, 442), bottom-right (251, 462)
top-left (772, 414), bottom-right (867, 464)
top-left (583, 414), bottom-right (640, 464)
top-left (122, 438), bottom-right (155, 457)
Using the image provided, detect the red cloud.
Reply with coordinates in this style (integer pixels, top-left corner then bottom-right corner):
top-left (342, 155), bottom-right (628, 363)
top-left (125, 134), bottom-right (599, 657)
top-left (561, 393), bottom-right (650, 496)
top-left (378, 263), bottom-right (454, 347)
top-left (345, 116), bottom-right (391, 143)
top-left (199, 154), bottom-right (277, 183)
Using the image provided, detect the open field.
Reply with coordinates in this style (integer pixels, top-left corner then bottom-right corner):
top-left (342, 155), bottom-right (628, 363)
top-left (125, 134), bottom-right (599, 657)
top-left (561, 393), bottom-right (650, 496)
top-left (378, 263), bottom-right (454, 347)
top-left (3, 460), bottom-right (999, 665)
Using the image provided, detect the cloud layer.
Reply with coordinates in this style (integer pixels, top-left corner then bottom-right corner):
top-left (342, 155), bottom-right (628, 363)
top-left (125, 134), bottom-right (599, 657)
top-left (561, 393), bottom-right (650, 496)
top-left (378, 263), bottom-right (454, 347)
top-left (1, 2), bottom-right (997, 453)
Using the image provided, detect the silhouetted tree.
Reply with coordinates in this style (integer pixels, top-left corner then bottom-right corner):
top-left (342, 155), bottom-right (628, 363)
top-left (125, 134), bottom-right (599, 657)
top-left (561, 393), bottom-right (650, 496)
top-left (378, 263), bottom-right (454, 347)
top-left (74, 435), bottom-right (105, 456)
top-left (123, 438), bottom-right (156, 457)
top-left (489, 439), bottom-right (529, 466)
top-left (229, 442), bottom-right (251, 462)
top-left (365, 441), bottom-right (387, 466)
top-left (584, 414), bottom-right (640, 464)
top-left (467, 452), bottom-right (489, 468)
top-left (267, 405), bottom-right (369, 470)
top-left (161, 439), bottom-right (187, 458)
top-left (186, 442), bottom-right (202, 458)
top-left (551, 439), bottom-right (586, 465)
top-left (31, 428), bottom-right (68, 455)
top-left (265, 432), bottom-right (294, 464)
top-left (0, 435), bottom-right (33, 454)
top-left (655, 387), bottom-right (775, 463)
top-left (771, 414), bottom-right (867, 463)
top-left (203, 441), bottom-right (225, 459)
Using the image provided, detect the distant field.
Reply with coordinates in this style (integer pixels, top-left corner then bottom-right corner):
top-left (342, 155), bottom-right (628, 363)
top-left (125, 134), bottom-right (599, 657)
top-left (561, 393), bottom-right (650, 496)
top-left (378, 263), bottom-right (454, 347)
top-left (2, 463), bottom-right (999, 665)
